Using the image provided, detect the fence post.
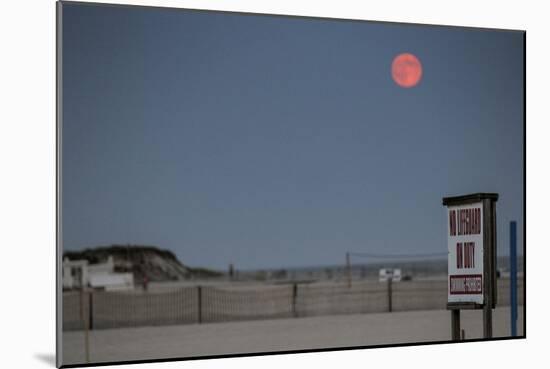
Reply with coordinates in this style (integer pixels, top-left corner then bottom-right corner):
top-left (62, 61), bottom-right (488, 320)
top-left (197, 285), bottom-right (202, 324)
top-left (80, 288), bottom-right (90, 363)
top-left (387, 278), bottom-right (393, 312)
top-left (88, 290), bottom-right (93, 330)
top-left (346, 252), bottom-right (352, 288)
top-left (292, 283), bottom-right (298, 318)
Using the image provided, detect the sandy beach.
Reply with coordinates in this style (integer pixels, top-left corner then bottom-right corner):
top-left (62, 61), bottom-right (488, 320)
top-left (62, 306), bottom-right (523, 366)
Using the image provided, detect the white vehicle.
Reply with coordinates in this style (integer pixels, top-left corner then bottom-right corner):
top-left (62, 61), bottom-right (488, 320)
top-left (379, 268), bottom-right (402, 282)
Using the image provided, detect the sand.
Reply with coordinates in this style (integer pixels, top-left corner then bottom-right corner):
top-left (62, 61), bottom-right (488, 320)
top-left (62, 306), bottom-right (524, 366)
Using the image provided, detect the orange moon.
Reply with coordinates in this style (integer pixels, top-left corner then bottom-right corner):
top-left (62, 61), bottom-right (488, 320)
top-left (391, 53), bottom-right (422, 88)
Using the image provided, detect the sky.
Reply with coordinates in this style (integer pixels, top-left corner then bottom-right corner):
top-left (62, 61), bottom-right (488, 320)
top-left (61, 2), bottom-right (524, 270)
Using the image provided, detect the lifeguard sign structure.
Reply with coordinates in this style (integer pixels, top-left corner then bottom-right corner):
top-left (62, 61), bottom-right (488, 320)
top-left (442, 193), bottom-right (498, 340)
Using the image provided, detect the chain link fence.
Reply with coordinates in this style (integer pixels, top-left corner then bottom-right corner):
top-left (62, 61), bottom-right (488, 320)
top-left (62, 278), bottom-right (524, 331)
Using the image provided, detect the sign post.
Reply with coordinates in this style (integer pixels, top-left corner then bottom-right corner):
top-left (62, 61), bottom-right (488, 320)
top-left (442, 193), bottom-right (498, 340)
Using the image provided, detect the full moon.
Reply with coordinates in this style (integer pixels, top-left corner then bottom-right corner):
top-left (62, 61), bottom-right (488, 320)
top-left (391, 53), bottom-right (422, 88)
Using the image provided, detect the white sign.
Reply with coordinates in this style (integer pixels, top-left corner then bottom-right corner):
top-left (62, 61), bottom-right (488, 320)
top-left (447, 202), bottom-right (484, 304)
top-left (378, 268), bottom-right (402, 282)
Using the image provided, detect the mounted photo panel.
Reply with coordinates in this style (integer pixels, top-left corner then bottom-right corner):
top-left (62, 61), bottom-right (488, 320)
top-left (56, 1), bottom-right (525, 367)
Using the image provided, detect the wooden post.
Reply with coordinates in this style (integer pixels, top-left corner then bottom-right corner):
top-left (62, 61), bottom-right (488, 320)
top-left (482, 198), bottom-right (493, 339)
top-left (88, 290), bottom-right (93, 330)
top-left (80, 288), bottom-right (90, 363)
top-left (197, 285), bottom-right (202, 324)
top-left (483, 306), bottom-right (493, 338)
top-left (451, 309), bottom-right (460, 341)
top-left (346, 252), bottom-right (351, 288)
top-left (292, 283), bottom-right (298, 318)
top-left (492, 201), bottom-right (498, 307)
top-left (387, 278), bottom-right (393, 312)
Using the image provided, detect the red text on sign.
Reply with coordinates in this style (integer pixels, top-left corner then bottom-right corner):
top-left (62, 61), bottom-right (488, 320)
top-left (456, 242), bottom-right (475, 269)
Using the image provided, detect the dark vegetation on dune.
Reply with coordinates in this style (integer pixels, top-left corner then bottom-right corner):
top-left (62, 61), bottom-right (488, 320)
top-left (64, 245), bottom-right (224, 282)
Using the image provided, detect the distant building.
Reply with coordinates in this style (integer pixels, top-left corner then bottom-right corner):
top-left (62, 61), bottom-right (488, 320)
top-left (62, 256), bottom-right (134, 291)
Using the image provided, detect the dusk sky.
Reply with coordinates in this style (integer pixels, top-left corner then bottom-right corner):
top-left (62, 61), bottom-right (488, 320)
top-left (62, 3), bottom-right (524, 270)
